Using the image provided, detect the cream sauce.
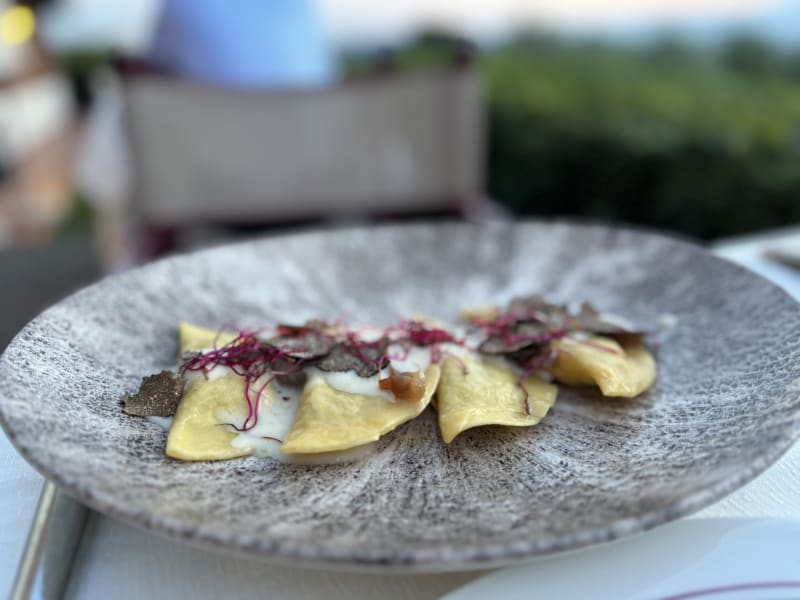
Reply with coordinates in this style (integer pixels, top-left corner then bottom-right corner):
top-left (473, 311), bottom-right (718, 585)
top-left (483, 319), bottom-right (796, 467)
top-left (215, 378), bottom-right (303, 462)
top-left (307, 368), bottom-right (394, 401)
top-left (386, 344), bottom-right (434, 373)
top-left (217, 376), bottom-right (379, 464)
top-left (147, 415), bottom-right (174, 431)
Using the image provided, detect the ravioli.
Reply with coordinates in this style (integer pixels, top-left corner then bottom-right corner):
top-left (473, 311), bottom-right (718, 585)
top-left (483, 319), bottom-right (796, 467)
top-left (166, 376), bottom-right (256, 461)
top-left (550, 335), bottom-right (656, 397)
top-left (149, 304), bottom-right (657, 462)
top-left (280, 365), bottom-right (441, 454)
top-left (170, 323), bottom-right (443, 461)
top-left (167, 323), bottom-right (256, 461)
top-left (436, 355), bottom-right (557, 443)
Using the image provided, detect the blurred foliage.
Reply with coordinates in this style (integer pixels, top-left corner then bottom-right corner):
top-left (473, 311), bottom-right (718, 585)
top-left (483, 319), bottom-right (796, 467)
top-left (349, 31), bottom-right (800, 239)
top-left (58, 49), bottom-right (114, 110)
top-left (58, 193), bottom-right (93, 235)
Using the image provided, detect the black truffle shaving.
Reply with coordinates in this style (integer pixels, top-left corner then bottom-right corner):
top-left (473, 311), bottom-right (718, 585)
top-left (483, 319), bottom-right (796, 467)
top-left (575, 302), bottom-right (641, 336)
top-left (508, 294), bottom-right (573, 330)
top-left (505, 343), bottom-right (555, 370)
top-left (268, 330), bottom-right (336, 360)
top-left (316, 339), bottom-right (389, 378)
top-left (477, 294), bottom-right (645, 365)
top-left (271, 357), bottom-right (309, 387)
top-left (478, 320), bottom-right (552, 355)
top-left (508, 295), bottom-right (644, 336)
top-left (123, 370), bottom-right (185, 417)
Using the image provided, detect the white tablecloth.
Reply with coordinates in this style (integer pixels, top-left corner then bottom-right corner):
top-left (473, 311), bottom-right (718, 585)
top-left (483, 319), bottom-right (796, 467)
top-left (2, 230), bottom-right (799, 599)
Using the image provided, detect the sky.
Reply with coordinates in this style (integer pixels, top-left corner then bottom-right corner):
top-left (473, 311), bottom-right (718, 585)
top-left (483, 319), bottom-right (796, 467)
top-left (318, 0), bottom-right (799, 45)
top-left (32, 0), bottom-right (800, 52)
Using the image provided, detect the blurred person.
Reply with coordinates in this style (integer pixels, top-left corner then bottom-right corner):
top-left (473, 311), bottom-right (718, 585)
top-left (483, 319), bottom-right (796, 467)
top-left (0, 0), bottom-right (80, 245)
top-left (77, 0), bottom-right (336, 269)
top-left (144, 0), bottom-right (335, 88)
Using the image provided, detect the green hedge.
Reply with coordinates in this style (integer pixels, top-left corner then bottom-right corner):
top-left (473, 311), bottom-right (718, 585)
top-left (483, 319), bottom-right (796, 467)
top-left (351, 34), bottom-right (800, 239)
top-left (482, 41), bottom-right (800, 238)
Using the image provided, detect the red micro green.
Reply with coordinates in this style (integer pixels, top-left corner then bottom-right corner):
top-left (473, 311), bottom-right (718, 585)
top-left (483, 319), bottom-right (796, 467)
top-left (516, 349), bottom-right (558, 415)
top-left (394, 320), bottom-right (468, 367)
top-left (180, 329), bottom-right (302, 432)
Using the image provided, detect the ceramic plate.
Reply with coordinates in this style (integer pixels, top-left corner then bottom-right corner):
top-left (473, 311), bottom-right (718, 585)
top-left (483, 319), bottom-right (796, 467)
top-left (1, 222), bottom-right (800, 571)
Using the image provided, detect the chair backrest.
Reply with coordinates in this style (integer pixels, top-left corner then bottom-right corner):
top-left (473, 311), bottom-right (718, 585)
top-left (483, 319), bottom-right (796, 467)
top-left (123, 68), bottom-right (485, 226)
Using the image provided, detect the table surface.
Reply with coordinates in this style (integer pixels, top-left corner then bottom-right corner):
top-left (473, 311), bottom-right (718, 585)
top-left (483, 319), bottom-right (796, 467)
top-left (2, 229), bottom-right (800, 599)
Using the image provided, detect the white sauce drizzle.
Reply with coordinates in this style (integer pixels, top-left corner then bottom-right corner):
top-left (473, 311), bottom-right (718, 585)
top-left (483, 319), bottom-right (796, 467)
top-left (213, 377), bottom-right (303, 462)
top-left (307, 368), bottom-right (394, 402)
top-left (147, 416), bottom-right (173, 431)
top-left (289, 442), bottom-right (378, 465)
top-left (387, 344), bottom-right (434, 373)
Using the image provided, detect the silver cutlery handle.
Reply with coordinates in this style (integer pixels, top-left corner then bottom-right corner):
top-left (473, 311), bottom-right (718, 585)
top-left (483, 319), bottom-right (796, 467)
top-left (11, 481), bottom-right (91, 600)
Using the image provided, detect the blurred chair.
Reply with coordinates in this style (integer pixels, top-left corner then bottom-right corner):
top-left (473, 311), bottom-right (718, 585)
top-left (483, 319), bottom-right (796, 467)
top-left (114, 65), bottom-right (487, 263)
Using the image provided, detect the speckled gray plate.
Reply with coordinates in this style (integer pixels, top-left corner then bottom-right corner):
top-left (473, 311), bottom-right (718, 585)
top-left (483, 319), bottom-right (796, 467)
top-left (2, 222), bottom-right (800, 572)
